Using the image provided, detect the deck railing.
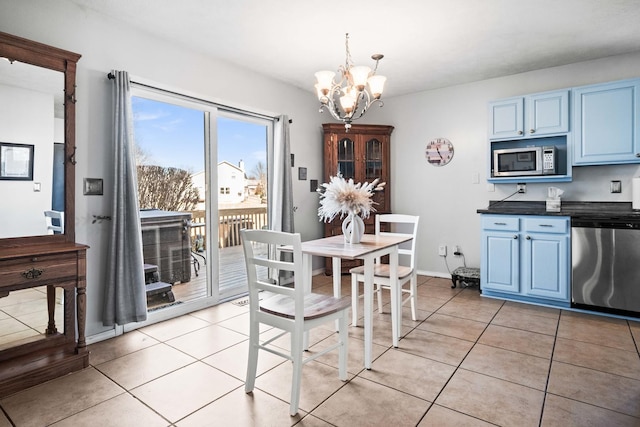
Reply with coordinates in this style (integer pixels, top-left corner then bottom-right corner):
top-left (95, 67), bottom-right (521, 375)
top-left (188, 207), bottom-right (268, 249)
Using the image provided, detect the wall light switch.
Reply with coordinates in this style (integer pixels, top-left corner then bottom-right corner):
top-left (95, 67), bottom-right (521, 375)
top-left (610, 180), bottom-right (622, 193)
top-left (486, 183), bottom-right (495, 192)
top-left (33, 182), bottom-right (41, 192)
top-left (471, 172), bottom-right (480, 184)
top-left (84, 178), bottom-right (104, 195)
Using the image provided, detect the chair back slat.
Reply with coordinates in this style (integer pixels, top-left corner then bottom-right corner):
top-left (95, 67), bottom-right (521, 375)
top-left (376, 214), bottom-right (419, 270)
top-left (241, 229), bottom-right (305, 319)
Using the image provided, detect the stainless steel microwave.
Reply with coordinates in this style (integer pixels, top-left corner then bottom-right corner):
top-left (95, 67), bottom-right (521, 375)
top-left (493, 146), bottom-right (556, 177)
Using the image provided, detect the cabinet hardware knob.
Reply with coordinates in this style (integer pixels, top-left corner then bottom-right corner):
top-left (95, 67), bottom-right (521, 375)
top-left (636, 153), bottom-right (640, 157)
top-left (530, 129), bottom-right (535, 134)
top-left (513, 235), bottom-right (518, 239)
top-left (526, 236), bottom-right (531, 240)
top-left (517, 130), bottom-right (523, 135)
top-left (22, 268), bottom-right (44, 279)
top-left (495, 222), bottom-right (507, 225)
top-left (539, 224), bottom-right (553, 227)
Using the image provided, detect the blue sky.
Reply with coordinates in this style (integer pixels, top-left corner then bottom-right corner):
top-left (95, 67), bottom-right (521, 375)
top-left (132, 97), bottom-right (267, 177)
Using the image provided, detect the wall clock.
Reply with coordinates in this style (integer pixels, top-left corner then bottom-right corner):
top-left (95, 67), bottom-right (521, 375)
top-left (425, 138), bottom-right (454, 166)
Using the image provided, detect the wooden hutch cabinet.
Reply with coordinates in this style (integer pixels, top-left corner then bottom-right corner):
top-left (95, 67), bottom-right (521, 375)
top-left (322, 123), bottom-right (394, 274)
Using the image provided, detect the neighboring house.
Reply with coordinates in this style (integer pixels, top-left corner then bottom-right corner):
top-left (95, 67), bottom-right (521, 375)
top-left (217, 160), bottom-right (246, 205)
top-left (246, 178), bottom-right (259, 196)
top-left (191, 161), bottom-right (248, 208)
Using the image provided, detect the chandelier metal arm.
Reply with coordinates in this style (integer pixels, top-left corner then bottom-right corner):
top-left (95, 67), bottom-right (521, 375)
top-left (319, 90), bottom-right (384, 128)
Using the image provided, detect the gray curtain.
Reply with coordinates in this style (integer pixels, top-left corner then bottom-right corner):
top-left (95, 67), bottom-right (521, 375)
top-left (103, 70), bottom-right (147, 326)
top-left (267, 115), bottom-right (294, 282)
top-left (268, 115), bottom-right (294, 233)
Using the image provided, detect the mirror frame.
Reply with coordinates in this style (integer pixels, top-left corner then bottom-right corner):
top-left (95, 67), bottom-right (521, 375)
top-left (0, 32), bottom-right (81, 246)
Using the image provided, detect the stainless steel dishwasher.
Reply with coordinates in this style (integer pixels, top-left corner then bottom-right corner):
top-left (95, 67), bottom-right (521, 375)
top-left (572, 218), bottom-right (640, 316)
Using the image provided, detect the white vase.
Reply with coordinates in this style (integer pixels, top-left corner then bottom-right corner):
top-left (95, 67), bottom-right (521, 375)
top-left (342, 212), bottom-right (365, 244)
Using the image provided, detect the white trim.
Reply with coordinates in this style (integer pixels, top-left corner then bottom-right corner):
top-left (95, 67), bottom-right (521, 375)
top-left (416, 269), bottom-right (451, 279)
top-left (128, 74), bottom-right (279, 121)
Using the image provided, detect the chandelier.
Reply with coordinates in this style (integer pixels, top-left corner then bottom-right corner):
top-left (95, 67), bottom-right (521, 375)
top-left (314, 33), bottom-right (386, 131)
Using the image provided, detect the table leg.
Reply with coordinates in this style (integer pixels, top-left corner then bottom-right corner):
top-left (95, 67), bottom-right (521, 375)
top-left (46, 285), bottom-right (58, 335)
top-left (389, 247), bottom-right (400, 348)
top-left (363, 255), bottom-right (374, 369)
top-left (302, 253), bottom-right (312, 350)
top-left (332, 257), bottom-right (341, 331)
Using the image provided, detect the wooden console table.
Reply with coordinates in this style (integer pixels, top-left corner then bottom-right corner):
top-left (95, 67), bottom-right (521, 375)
top-left (0, 242), bottom-right (89, 397)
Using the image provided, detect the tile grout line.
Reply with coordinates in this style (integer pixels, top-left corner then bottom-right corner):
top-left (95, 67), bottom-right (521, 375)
top-left (413, 291), bottom-right (506, 426)
top-left (537, 307), bottom-right (562, 427)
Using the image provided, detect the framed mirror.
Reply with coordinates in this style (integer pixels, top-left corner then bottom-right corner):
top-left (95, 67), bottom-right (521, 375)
top-left (0, 31), bottom-right (80, 244)
top-left (0, 33), bottom-right (81, 354)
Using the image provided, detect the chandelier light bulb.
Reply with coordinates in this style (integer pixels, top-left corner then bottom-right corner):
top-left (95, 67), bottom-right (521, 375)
top-left (314, 71), bottom-right (335, 95)
top-left (367, 75), bottom-right (387, 99)
top-left (349, 66), bottom-right (371, 91)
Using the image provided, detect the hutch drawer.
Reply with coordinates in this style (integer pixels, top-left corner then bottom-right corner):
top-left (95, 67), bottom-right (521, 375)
top-left (0, 253), bottom-right (77, 289)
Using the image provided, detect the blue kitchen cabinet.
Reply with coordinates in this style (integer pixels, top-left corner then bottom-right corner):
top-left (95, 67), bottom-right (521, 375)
top-left (481, 216), bottom-right (520, 293)
top-left (481, 214), bottom-right (570, 306)
top-left (521, 217), bottom-right (569, 301)
top-left (573, 79), bottom-right (640, 165)
top-left (489, 90), bottom-right (569, 140)
top-left (489, 97), bottom-right (524, 139)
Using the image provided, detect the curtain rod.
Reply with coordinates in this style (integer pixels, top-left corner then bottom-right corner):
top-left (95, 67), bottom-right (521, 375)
top-left (107, 72), bottom-right (292, 123)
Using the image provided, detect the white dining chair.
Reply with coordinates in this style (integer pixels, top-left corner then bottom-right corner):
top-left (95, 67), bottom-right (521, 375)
top-left (350, 214), bottom-right (420, 332)
top-left (44, 210), bottom-right (64, 234)
top-left (240, 229), bottom-right (350, 416)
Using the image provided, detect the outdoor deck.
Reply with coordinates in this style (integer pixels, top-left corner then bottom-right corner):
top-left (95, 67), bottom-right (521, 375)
top-left (147, 244), bottom-right (266, 310)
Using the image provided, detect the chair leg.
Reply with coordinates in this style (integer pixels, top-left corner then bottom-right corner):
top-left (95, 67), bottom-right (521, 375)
top-left (410, 275), bottom-right (418, 321)
top-left (289, 330), bottom-right (304, 416)
top-left (351, 274), bottom-right (359, 326)
top-left (338, 311), bottom-right (348, 381)
top-left (376, 283), bottom-right (383, 314)
top-left (245, 321), bottom-right (259, 393)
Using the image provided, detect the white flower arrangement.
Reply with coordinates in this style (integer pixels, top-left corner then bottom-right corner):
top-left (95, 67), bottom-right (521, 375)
top-left (317, 172), bottom-right (386, 222)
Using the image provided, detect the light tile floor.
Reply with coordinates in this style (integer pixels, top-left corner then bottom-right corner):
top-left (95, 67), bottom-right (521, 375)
top-left (1, 275), bottom-right (640, 426)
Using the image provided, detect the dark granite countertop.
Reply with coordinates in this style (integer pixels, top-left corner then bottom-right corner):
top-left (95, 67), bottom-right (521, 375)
top-left (477, 201), bottom-right (640, 220)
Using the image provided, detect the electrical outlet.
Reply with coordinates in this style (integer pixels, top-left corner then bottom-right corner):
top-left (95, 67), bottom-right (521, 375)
top-left (517, 183), bottom-right (526, 193)
top-left (438, 245), bottom-right (447, 257)
top-left (453, 245), bottom-right (461, 255)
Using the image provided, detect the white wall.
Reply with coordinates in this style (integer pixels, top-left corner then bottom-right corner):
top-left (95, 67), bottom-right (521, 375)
top-left (364, 51), bottom-right (640, 277)
top-left (0, 0), bottom-right (325, 339)
top-left (0, 84), bottom-right (54, 237)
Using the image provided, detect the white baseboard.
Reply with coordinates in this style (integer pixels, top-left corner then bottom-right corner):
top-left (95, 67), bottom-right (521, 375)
top-left (416, 269), bottom-right (451, 279)
top-left (86, 328), bottom-right (117, 345)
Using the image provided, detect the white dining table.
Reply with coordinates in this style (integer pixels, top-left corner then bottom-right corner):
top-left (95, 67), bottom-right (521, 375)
top-left (298, 234), bottom-right (413, 369)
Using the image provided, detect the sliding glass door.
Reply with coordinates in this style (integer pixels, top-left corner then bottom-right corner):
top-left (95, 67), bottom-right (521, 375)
top-left (216, 113), bottom-right (270, 300)
top-left (130, 87), bottom-right (271, 316)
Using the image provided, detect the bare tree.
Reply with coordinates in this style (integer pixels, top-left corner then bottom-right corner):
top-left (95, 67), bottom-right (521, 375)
top-left (250, 161), bottom-right (267, 197)
top-left (137, 165), bottom-right (199, 211)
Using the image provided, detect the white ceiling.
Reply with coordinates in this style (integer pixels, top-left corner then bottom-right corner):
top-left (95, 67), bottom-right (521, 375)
top-left (69, 0), bottom-right (640, 98)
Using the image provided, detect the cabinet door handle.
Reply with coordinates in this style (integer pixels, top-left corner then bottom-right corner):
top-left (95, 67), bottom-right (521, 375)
top-left (517, 130), bottom-right (523, 135)
top-left (513, 235), bottom-right (518, 239)
top-left (22, 268), bottom-right (44, 279)
top-left (539, 224), bottom-right (553, 227)
top-left (526, 235), bottom-right (531, 240)
top-left (530, 129), bottom-right (535, 134)
top-left (636, 153), bottom-right (640, 157)
top-left (494, 222), bottom-right (507, 225)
